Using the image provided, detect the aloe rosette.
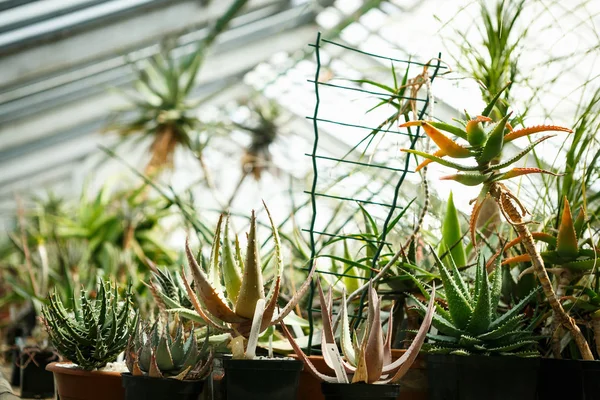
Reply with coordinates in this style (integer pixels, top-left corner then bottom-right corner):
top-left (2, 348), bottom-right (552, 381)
top-left (414, 252), bottom-right (540, 356)
top-left (400, 86), bottom-right (594, 359)
top-left (177, 203), bottom-right (315, 355)
top-left (282, 280), bottom-right (436, 384)
top-left (125, 318), bottom-right (212, 380)
top-left (41, 281), bottom-right (137, 370)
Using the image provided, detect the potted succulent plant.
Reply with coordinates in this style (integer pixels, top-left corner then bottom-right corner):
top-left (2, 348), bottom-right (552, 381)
top-left (178, 205), bottom-right (315, 400)
top-left (281, 279), bottom-right (435, 400)
top-left (42, 280), bottom-right (137, 400)
top-left (122, 316), bottom-right (213, 400)
top-left (412, 251), bottom-right (541, 400)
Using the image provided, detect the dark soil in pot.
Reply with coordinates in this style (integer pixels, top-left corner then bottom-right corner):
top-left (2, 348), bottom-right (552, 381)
top-left (427, 354), bottom-right (540, 400)
top-left (121, 373), bottom-right (204, 400)
top-left (19, 348), bottom-right (58, 399)
top-left (222, 358), bottom-right (303, 400)
top-left (537, 358), bottom-right (583, 399)
top-left (321, 382), bottom-right (401, 400)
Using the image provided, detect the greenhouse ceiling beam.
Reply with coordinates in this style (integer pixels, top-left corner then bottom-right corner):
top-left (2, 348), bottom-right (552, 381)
top-left (0, 2), bottom-right (315, 124)
top-left (0, 23), bottom-right (318, 189)
top-left (0, 0), bottom-right (286, 90)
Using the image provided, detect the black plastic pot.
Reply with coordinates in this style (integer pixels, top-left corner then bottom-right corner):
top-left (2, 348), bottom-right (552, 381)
top-left (321, 382), bottom-right (400, 400)
top-left (19, 348), bottom-right (58, 399)
top-left (9, 348), bottom-right (20, 387)
top-left (427, 354), bottom-right (540, 400)
top-left (222, 358), bottom-right (303, 400)
top-left (537, 358), bottom-right (583, 399)
top-left (121, 373), bottom-right (205, 400)
top-left (581, 360), bottom-right (600, 399)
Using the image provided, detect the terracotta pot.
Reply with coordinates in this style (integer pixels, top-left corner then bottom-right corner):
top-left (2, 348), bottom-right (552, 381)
top-left (46, 362), bottom-right (125, 400)
top-left (294, 350), bottom-right (427, 400)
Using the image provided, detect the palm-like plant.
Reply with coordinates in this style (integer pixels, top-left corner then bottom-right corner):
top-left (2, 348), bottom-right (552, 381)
top-left (400, 86), bottom-right (594, 359)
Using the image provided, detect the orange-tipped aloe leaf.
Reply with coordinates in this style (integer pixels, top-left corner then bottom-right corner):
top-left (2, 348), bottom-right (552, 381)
top-left (501, 254), bottom-right (532, 265)
top-left (399, 121), bottom-right (424, 127)
top-left (185, 240), bottom-right (244, 323)
top-left (148, 351), bottom-right (163, 378)
top-left (223, 216), bottom-right (242, 303)
top-left (280, 322), bottom-right (338, 383)
top-left (504, 125), bottom-right (572, 142)
top-left (557, 198), bottom-right (579, 258)
top-left (422, 122), bottom-right (472, 158)
top-left (364, 286), bottom-right (384, 383)
top-left (400, 120), bottom-right (468, 139)
top-left (416, 149), bottom-right (445, 171)
top-left (403, 149), bottom-right (480, 171)
top-left (440, 173), bottom-right (489, 186)
top-left (235, 210), bottom-right (265, 319)
top-left (490, 135), bottom-right (556, 171)
top-left (180, 267), bottom-right (233, 332)
top-left (494, 167), bottom-right (560, 181)
top-left (382, 285), bottom-right (436, 379)
top-left (429, 121), bottom-right (468, 139)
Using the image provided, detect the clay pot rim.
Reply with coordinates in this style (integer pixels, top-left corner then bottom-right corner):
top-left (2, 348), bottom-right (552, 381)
top-left (46, 361), bottom-right (123, 377)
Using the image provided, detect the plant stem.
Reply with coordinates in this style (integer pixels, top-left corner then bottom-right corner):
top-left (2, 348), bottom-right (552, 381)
top-left (489, 182), bottom-right (594, 360)
top-left (593, 315), bottom-right (600, 357)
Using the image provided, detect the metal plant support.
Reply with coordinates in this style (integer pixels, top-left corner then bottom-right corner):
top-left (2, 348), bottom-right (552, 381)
top-left (305, 32), bottom-right (444, 352)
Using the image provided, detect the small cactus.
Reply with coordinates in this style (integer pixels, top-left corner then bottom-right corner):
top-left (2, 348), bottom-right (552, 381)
top-left (125, 317), bottom-right (212, 380)
top-left (42, 281), bottom-right (137, 370)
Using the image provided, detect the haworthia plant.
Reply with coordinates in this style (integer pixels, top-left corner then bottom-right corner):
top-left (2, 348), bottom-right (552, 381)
top-left (281, 279), bottom-right (436, 384)
top-left (41, 281), bottom-right (137, 370)
top-left (413, 252), bottom-right (540, 356)
top-left (174, 203), bottom-right (315, 358)
top-left (125, 317), bottom-right (212, 380)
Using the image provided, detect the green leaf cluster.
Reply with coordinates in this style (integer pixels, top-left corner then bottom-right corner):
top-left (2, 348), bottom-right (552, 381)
top-left (41, 281), bottom-right (137, 370)
top-left (413, 254), bottom-right (540, 356)
top-left (126, 317), bottom-right (211, 380)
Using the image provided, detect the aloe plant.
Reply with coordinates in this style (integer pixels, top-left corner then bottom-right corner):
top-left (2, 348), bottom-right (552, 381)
top-left (177, 204), bottom-right (315, 359)
top-left (400, 85), bottom-right (594, 359)
top-left (281, 280), bottom-right (435, 384)
top-left (414, 252), bottom-right (539, 356)
top-left (147, 262), bottom-right (194, 312)
top-left (41, 281), bottom-right (137, 370)
top-left (500, 197), bottom-right (597, 274)
top-left (125, 317), bottom-right (212, 380)
top-left (498, 196), bottom-right (600, 357)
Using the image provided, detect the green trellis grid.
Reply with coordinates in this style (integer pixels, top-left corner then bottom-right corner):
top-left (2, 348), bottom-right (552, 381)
top-left (304, 32), bottom-right (444, 353)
